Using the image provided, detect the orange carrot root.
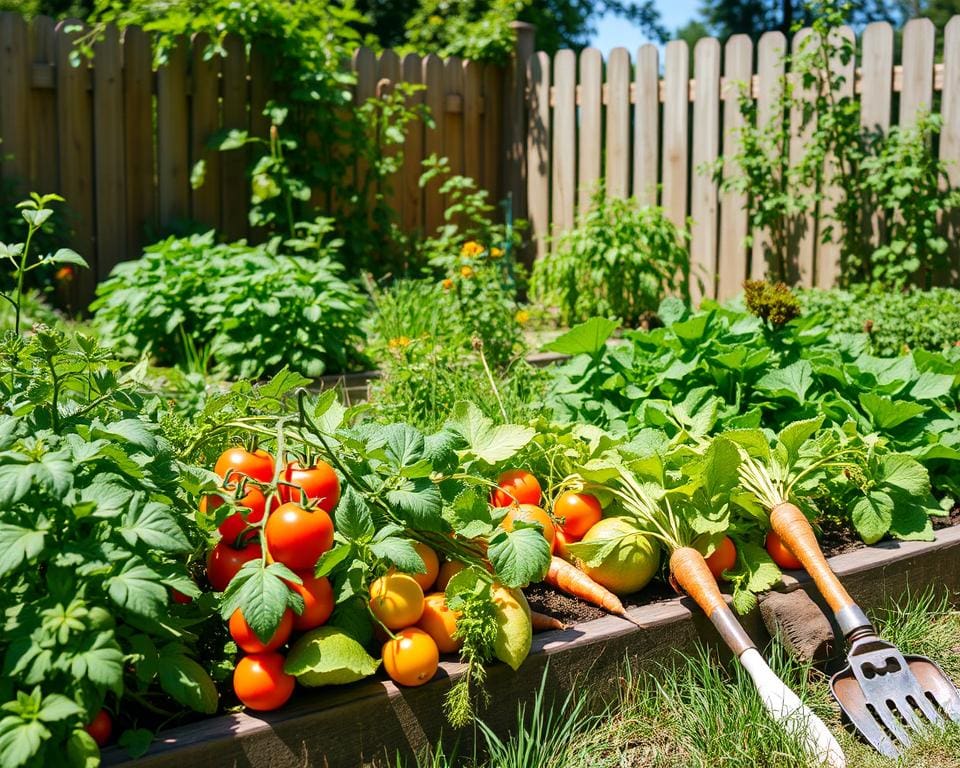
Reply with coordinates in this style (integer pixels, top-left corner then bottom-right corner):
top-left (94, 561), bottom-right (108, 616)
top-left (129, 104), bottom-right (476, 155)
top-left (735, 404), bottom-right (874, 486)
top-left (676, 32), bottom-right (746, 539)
top-left (530, 610), bottom-right (565, 632)
top-left (544, 555), bottom-right (629, 618)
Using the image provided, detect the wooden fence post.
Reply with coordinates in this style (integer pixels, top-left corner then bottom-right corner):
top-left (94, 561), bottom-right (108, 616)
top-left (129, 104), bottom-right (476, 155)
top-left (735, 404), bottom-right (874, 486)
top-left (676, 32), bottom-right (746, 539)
top-left (504, 21), bottom-right (535, 224)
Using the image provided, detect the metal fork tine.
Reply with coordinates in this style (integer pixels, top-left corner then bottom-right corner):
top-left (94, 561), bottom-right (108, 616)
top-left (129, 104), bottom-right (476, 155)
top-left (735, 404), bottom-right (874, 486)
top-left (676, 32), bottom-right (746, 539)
top-left (873, 700), bottom-right (913, 750)
top-left (912, 691), bottom-right (945, 726)
top-left (848, 708), bottom-right (900, 758)
top-left (891, 696), bottom-right (923, 735)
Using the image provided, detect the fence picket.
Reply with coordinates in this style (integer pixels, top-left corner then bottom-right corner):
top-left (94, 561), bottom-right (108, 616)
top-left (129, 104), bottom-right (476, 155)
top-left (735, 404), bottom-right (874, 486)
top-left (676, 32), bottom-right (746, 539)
top-left (751, 31), bottom-right (786, 278)
top-left (55, 20), bottom-right (95, 306)
top-left (633, 44), bottom-right (659, 206)
top-left (122, 26), bottom-right (154, 260)
top-left (157, 36), bottom-right (189, 229)
top-left (29, 16), bottom-right (57, 197)
top-left (900, 18), bottom-right (935, 127)
top-left (860, 22), bottom-right (893, 133)
top-left (402, 53), bottom-right (424, 233)
top-left (463, 60), bottom-right (483, 192)
top-left (0, 13), bottom-right (31, 192)
top-left (551, 49), bottom-right (576, 240)
top-left (190, 33), bottom-right (222, 231)
top-left (662, 40), bottom-right (689, 232)
top-left (443, 57), bottom-right (465, 203)
top-left (377, 50), bottom-right (403, 220)
top-left (220, 33), bottom-right (248, 241)
top-left (481, 63), bottom-right (502, 201)
top-left (690, 37), bottom-right (721, 303)
top-left (788, 28), bottom-right (817, 286)
top-left (941, 17), bottom-right (960, 279)
top-left (606, 47), bottom-right (631, 199)
top-left (422, 54), bottom-right (444, 234)
top-left (526, 51), bottom-right (550, 260)
top-left (817, 26), bottom-right (855, 289)
top-left (93, 24), bottom-right (126, 281)
top-left (578, 47), bottom-right (602, 213)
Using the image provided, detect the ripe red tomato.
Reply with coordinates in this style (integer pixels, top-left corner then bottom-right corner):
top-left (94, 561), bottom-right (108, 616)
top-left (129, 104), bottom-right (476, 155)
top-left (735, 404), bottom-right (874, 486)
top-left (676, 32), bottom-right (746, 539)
top-left (203, 486), bottom-right (267, 545)
top-left (288, 573), bottom-right (335, 630)
top-left (491, 470), bottom-right (542, 507)
top-left (214, 447), bottom-right (275, 485)
top-left (280, 461), bottom-right (340, 511)
top-left (265, 503), bottom-right (334, 571)
top-left (705, 536), bottom-right (737, 580)
top-left (553, 491), bottom-right (602, 540)
top-left (233, 653), bottom-right (295, 711)
top-left (206, 540), bottom-right (262, 592)
top-left (229, 609), bottom-right (294, 653)
top-left (171, 589), bottom-right (193, 605)
top-left (85, 709), bottom-right (112, 747)
top-left (766, 530), bottom-right (804, 571)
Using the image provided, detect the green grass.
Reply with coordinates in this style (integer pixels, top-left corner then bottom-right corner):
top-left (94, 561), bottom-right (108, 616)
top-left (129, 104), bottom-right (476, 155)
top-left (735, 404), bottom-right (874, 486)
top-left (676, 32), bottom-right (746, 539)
top-left (400, 590), bottom-right (960, 768)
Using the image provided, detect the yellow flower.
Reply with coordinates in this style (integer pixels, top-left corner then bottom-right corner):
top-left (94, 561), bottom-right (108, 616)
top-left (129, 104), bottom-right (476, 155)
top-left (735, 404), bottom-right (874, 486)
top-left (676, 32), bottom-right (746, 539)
top-left (514, 309), bottom-right (530, 326)
top-left (460, 241), bottom-right (484, 257)
top-left (490, 247), bottom-right (504, 259)
top-left (460, 265), bottom-right (474, 278)
top-left (388, 336), bottom-right (412, 349)
top-left (428, 14), bottom-right (443, 25)
top-left (441, 278), bottom-right (454, 290)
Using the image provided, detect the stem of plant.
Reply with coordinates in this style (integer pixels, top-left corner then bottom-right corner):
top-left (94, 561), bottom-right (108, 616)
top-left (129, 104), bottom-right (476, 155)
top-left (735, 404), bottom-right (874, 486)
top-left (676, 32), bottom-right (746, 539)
top-left (14, 221), bottom-right (37, 335)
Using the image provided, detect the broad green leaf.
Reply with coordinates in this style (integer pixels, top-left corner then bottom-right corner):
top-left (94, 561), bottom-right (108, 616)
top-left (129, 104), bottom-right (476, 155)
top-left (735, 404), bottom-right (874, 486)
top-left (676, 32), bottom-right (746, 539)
top-left (859, 393), bottom-right (927, 430)
top-left (0, 523), bottom-right (47, 576)
top-left (69, 632), bottom-right (124, 692)
top-left (93, 419), bottom-right (158, 453)
top-left (851, 490), bottom-right (894, 544)
top-left (543, 316), bottom-right (617, 356)
top-left (107, 559), bottom-right (167, 618)
top-left (386, 477), bottom-right (445, 531)
top-left (880, 454), bottom-right (929, 497)
top-left (36, 695), bottom-right (82, 723)
top-left (314, 543), bottom-right (352, 578)
top-left (443, 487), bottom-right (495, 538)
top-left (564, 536), bottom-right (622, 568)
top-left (119, 502), bottom-right (190, 552)
top-left (909, 371), bottom-right (954, 401)
top-left (370, 537), bottom-right (424, 573)
top-left (777, 416), bottom-right (825, 464)
top-left (285, 626), bottom-right (380, 686)
top-left (334, 486), bottom-right (375, 542)
top-left (0, 716), bottom-right (48, 768)
top-left (487, 526), bottom-right (551, 588)
top-left (67, 729), bottom-right (101, 768)
top-left (220, 561), bottom-right (298, 643)
top-left (381, 423), bottom-right (426, 468)
top-left (886, 496), bottom-right (935, 542)
top-left (755, 360), bottom-right (814, 403)
top-left (47, 248), bottom-right (88, 268)
top-left (448, 402), bottom-right (534, 465)
top-left (258, 367), bottom-right (312, 400)
top-left (157, 650), bottom-right (219, 714)
top-left (117, 728), bottom-right (154, 760)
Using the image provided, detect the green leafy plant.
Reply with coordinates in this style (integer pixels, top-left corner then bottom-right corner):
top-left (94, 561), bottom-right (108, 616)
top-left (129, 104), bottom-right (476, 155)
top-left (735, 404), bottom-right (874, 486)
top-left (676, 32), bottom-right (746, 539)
top-left (91, 229), bottom-right (367, 379)
top-left (0, 326), bottom-right (218, 768)
top-left (404, 0), bottom-right (525, 63)
top-left (530, 189), bottom-right (689, 327)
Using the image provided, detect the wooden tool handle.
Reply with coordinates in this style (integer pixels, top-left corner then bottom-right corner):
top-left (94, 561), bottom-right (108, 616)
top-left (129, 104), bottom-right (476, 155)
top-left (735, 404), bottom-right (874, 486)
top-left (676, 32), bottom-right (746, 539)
top-left (770, 502), bottom-right (855, 614)
top-left (670, 547), bottom-right (754, 656)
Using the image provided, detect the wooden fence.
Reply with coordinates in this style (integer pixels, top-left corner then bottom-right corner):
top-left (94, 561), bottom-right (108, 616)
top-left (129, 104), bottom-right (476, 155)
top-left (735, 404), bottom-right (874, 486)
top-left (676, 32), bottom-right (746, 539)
top-left (525, 16), bottom-right (960, 301)
top-left (0, 13), bottom-right (529, 304)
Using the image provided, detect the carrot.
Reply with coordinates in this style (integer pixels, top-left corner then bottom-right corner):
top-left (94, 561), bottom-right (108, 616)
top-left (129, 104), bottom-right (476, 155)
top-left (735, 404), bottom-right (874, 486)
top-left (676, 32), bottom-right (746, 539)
top-left (668, 547), bottom-right (728, 618)
top-left (530, 610), bottom-right (565, 633)
top-left (544, 556), bottom-right (641, 626)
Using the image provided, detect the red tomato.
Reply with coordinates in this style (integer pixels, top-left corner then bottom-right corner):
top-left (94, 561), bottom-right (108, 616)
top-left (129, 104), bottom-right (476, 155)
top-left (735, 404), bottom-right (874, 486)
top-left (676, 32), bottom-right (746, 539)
top-left (229, 609), bottom-right (294, 653)
top-left (203, 486), bottom-right (267, 545)
top-left (381, 628), bottom-right (439, 687)
top-left (233, 653), bottom-right (295, 711)
top-left (491, 470), bottom-right (542, 508)
top-left (214, 447), bottom-right (275, 485)
top-left (264, 503), bottom-right (334, 571)
top-left (766, 530), bottom-right (804, 571)
top-left (553, 491), bottom-right (602, 540)
top-left (85, 709), bottom-right (112, 747)
top-left (280, 461), bottom-right (340, 511)
top-left (206, 541), bottom-right (262, 592)
top-left (171, 589), bottom-right (193, 605)
top-left (500, 503), bottom-right (556, 550)
top-left (288, 574), bottom-right (335, 630)
top-left (705, 536), bottom-right (737, 580)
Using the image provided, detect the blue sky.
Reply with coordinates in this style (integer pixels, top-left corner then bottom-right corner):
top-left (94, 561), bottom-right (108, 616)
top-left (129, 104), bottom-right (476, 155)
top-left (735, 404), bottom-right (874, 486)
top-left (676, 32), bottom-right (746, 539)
top-left (590, 1), bottom-right (701, 54)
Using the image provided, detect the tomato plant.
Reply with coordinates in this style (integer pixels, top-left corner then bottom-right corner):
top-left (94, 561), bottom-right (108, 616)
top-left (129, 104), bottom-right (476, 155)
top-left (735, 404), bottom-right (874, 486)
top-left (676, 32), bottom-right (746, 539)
top-left (203, 485), bottom-right (267, 544)
top-left (553, 491), bottom-right (602, 540)
top-left (766, 530), bottom-right (804, 571)
top-left (85, 709), bottom-right (112, 747)
top-left (369, 573), bottom-right (425, 630)
top-left (264, 502), bottom-right (334, 571)
top-left (280, 460), bottom-right (340, 511)
top-left (705, 536), bottom-right (737, 580)
top-left (382, 628), bottom-right (440, 687)
top-left (288, 574), bottom-right (335, 631)
top-left (214, 446), bottom-right (275, 485)
top-left (418, 593), bottom-right (462, 653)
top-left (501, 504), bottom-right (556, 550)
top-left (491, 469), bottom-right (542, 507)
top-left (233, 653), bottom-right (296, 711)
top-left (207, 540), bottom-right (263, 592)
top-left (230, 609), bottom-right (294, 653)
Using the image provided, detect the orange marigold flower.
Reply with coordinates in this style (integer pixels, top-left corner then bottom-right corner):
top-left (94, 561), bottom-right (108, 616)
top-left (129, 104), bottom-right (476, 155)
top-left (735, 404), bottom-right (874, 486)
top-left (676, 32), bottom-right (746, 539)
top-left (441, 278), bottom-right (454, 290)
top-left (460, 265), bottom-right (474, 278)
top-left (388, 336), bottom-right (412, 349)
top-left (514, 309), bottom-right (530, 325)
top-left (55, 266), bottom-right (74, 282)
top-left (460, 241), bottom-right (484, 257)
top-left (490, 247), bottom-right (504, 259)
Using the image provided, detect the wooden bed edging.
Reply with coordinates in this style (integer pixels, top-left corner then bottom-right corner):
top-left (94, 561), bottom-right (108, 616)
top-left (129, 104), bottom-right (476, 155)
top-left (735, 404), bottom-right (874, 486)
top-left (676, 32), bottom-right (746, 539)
top-left (105, 524), bottom-right (960, 768)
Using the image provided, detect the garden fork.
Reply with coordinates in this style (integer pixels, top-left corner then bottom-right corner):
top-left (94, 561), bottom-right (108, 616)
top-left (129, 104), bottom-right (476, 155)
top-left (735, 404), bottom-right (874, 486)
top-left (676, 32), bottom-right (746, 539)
top-left (770, 503), bottom-right (960, 757)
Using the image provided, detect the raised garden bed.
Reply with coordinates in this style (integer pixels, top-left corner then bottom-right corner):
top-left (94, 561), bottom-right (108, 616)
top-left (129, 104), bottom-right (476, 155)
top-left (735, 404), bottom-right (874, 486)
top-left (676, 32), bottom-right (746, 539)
top-left (105, 524), bottom-right (960, 768)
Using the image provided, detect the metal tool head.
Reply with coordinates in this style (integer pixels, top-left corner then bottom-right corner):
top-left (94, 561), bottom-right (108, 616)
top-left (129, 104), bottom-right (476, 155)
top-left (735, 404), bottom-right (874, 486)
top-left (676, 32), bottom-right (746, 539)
top-left (830, 633), bottom-right (960, 757)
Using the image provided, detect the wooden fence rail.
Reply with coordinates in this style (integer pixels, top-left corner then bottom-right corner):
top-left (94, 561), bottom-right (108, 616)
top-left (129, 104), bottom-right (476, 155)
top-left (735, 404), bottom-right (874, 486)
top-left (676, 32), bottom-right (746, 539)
top-left (0, 12), bottom-right (958, 305)
top-left (526, 16), bottom-right (960, 301)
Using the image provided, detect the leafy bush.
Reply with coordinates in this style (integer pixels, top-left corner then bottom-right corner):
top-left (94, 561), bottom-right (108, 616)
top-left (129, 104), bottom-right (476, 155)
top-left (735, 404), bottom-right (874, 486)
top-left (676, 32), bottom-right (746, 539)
top-left (798, 285), bottom-right (960, 357)
top-left (91, 229), bottom-right (367, 379)
top-left (404, 0), bottom-right (522, 63)
top-left (0, 326), bottom-right (219, 768)
top-left (542, 303), bottom-right (960, 542)
top-left (530, 190), bottom-right (689, 327)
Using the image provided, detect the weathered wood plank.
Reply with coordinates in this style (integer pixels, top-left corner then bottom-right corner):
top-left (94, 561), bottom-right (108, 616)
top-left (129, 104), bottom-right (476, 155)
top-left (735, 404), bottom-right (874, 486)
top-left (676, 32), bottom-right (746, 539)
top-left (401, 52), bottom-right (424, 233)
top-left (860, 22), bottom-right (893, 134)
top-left (220, 33), bottom-right (248, 241)
top-left (690, 36), bottom-right (721, 303)
top-left (157, 36), bottom-right (189, 229)
top-left (462, 59), bottom-right (483, 188)
top-left (526, 51), bottom-right (550, 260)
top-left (29, 15), bottom-right (58, 197)
top-left (899, 17), bottom-right (935, 128)
top-left (190, 33), bottom-right (222, 231)
top-left (421, 54), bottom-right (444, 234)
top-left (92, 24), bottom-right (126, 279)
top-left (788, 28), bottom-right (817, 286)
top-left (577, 47), bottom-right (602, 213)
top-left (443, 56), bottom-right (465, 225)
top-left (551, 49), bottom-right (575, 239)
top-left (0, 13), bottom-right (31, 191)
top-left (606, 47), bottom-right (631, 199)
top-left (633, 44), bottom-right (659, 206)
top-left (940, 17), bottom-right (960, 282)
top-left (661, 40), bottom-right (689, 232)
top-left (481, 63), bottom-right (502, 202)
top-left (122, 25), bottom-right (155, 260)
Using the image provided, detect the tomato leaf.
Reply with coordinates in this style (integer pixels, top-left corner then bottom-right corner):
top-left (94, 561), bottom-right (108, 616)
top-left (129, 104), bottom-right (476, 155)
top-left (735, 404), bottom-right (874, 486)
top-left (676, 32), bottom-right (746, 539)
top-left (157, 647), bottom-right (219, 714)
top-left (334, 487), bottom-right (375, 542)
top-left (370, 536), bottom-right (424, 574)
top-left (386, 477), bottom-right (445, 531)
top-left (0, 523), bottom-right (47, 577)
top-left (858, 393), bottom-right (927, 429)
top-left (116, 728), bottom-right (154, 760)
top-left (851, 490), bottom-right (895, 544)
top-left (487, 526), bottom-right (551, 588)
top-left (448, 402), bottom-right (534, 465)
top-left (314, 543), bottom-right (352, 578)
top-left (219, 561), bottom-right (302, 642)
top-left (119, 501), bottom-right (190, 553)
top-left (106, 559), bottom-right (167, 619)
